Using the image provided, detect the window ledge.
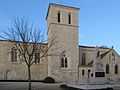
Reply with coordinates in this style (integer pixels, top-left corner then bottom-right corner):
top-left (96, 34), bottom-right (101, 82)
top-left (34, 63), bottom-right (40, 65)
top-left (11, 62), bottom-right (21, 64)
top-left (60, 67), bottom-right (71, 70)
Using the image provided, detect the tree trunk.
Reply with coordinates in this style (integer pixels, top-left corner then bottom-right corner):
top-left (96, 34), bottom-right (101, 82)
top-left (28, 65), bottom-right (31, 90)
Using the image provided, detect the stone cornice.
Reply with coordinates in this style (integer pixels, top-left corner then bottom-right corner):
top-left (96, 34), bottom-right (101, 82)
top-left (50, 3), bottom-right (80, 10)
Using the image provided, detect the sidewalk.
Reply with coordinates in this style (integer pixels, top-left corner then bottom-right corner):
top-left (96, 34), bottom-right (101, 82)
top-left (0, 82), bottom-right (64, 90)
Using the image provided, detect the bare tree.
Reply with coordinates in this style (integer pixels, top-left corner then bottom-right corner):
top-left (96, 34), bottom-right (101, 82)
top-left (0, 17), bottom-right (57, 90)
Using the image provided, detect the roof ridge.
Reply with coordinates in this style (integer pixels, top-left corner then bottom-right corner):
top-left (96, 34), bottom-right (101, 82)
top-left (100, 49), bottom-right (112, 59)
top-left (79, 45), bottom-right (110, 49)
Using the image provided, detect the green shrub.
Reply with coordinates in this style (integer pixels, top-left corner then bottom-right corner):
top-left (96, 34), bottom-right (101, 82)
top-left (43, 77), bottom-right (55, 83)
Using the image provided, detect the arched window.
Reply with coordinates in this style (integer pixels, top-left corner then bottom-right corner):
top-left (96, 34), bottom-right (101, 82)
top-left (68, 13), bottom-right (71, 24)
top-left (115, 65), bottom-right (118, 74)
top-left (61, 57), bottom-right (64, 67)
top-left (57, 12), bottom-right (60, 23)
top-left (91, 73), bottom-right (93, 77)
top-left (82, 53), bottom-right (86, 65)
top-left (88, 69), bottom-right (90, 78)
top-left (65, 57), bottom-right (67, 67)
top-left (88, 69), bottom-right (90, 73)
top-left (11, 47), bottom-right (17, 62)
top-left (112, 52), bottom-right (115, 61)
top-left (106, 64), bottom-right (109, 74)
top-left (61, 55), bottom-right (68, 68)
top-left (34, 48), bottom-right (40, 63)
top-left (82, 69), bottom-right (85, 76)
top-left (109, 54), bottom-right (111, 61)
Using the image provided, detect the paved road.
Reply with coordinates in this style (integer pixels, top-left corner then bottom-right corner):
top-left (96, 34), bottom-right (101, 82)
top-left (0, 82), bottom-right (64, 90)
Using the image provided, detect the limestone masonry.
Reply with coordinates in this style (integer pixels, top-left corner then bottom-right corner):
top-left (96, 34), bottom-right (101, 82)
top-left (0, 3), bottom-right (120, 84)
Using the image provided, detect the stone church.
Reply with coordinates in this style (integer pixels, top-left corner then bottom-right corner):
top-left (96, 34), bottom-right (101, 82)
top-left (0, 3), bottom-right (120, 84)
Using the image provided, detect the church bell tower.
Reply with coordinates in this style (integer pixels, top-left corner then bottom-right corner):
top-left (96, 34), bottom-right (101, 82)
top-left (46, 3), bottom-right (80, 83)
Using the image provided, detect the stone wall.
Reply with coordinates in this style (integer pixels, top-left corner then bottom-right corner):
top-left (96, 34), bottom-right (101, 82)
top-left (47, 4), bottom-right (79, 83)
top-left (0, 40), bottom-right (47, 80)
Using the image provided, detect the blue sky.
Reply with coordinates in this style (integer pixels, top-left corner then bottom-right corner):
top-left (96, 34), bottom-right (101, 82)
top-left (0, 0), bottom-right (120, 53)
